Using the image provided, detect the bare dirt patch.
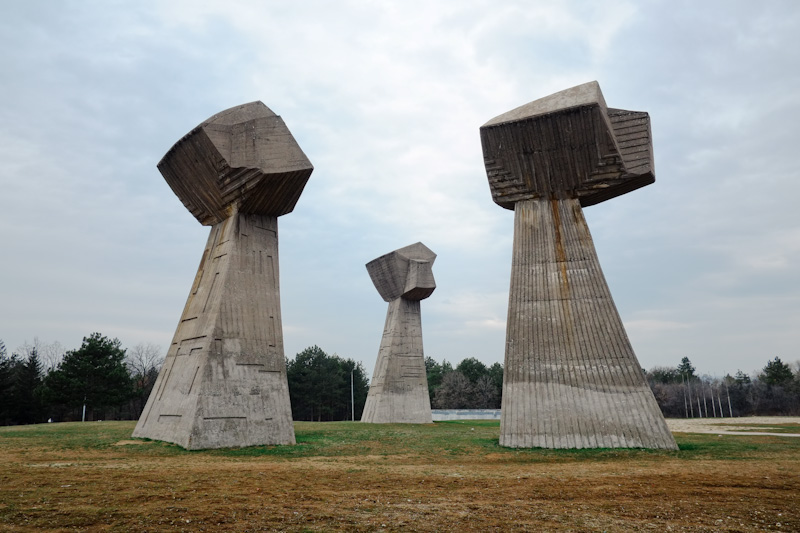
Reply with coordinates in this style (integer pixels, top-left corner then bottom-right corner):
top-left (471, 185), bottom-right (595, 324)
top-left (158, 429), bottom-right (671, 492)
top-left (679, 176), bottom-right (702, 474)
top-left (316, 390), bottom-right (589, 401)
top-left (2, 420), bottom-right (799, 531)
top-left (667, 416), bottom-right (800, 436)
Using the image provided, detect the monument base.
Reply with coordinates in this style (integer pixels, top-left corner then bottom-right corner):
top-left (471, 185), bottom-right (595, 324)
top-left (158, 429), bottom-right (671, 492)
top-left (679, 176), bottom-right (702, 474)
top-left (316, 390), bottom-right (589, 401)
top-left (133, 213), bottom-right (295, 449)
top-left (362, 298), bottom-right (433, 424)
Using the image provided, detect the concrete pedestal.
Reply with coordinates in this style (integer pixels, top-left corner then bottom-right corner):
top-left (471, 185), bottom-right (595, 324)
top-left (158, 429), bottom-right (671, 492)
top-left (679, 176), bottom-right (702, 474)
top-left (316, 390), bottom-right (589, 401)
top-left (361, 298), bottom-right (432, 424)
top-left (500, 197), bottom-right (676, 449)
top-left (133, 213), bottom-right (295, 449)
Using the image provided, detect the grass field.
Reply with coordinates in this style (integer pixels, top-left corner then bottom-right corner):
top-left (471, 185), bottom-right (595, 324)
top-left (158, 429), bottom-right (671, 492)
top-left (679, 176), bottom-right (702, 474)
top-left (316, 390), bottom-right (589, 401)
top-left (1, 420), bottom-right (799, 531)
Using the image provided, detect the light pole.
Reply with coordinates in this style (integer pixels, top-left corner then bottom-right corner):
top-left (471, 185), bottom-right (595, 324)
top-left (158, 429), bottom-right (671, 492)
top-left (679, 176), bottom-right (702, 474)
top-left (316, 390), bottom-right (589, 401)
top-left (351, 370), bottom-right (355, 422)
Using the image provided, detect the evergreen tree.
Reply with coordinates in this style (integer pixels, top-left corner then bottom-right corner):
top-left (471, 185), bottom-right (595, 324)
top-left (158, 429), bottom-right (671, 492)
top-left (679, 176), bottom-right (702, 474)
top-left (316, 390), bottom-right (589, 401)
top-left (761, 357), bottom-right (794, 386)
top-left (0, 344), bottom-right (20, 425)
top-left (43, 333), bottom-right (133, 420)
top-left (646, 366), bottom-right (681, 384)
top-left (488, 362), bottom-right (504, 391)
top-left (339, 357), bottom-right (370, 420)
top-left (425, 357), bottom-right (444, 403)
top-left (488, 362), bottom-right (504, 405)
top-left (286, 346), bottom-right (368, 421)
top-left (456, 357), bottom-right (488, 384)
top-left (10, 348), bottom-right (45, 424)
top-left (677, 357), bottom-right (696, 380)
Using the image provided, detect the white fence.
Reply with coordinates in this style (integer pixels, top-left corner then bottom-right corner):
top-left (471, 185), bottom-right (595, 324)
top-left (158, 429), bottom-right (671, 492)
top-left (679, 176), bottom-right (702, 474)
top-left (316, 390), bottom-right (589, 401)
top-left (431, 409), bottom-right (501, 421)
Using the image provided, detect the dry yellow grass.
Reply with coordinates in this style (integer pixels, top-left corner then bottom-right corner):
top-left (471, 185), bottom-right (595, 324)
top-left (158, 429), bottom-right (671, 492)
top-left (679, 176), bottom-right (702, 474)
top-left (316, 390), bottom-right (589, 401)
top-left (2, 419), bottom-right (799, 531)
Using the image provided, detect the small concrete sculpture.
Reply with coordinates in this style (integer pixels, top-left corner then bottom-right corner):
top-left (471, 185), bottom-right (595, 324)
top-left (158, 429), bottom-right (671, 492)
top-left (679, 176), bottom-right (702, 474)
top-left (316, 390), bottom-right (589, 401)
top-left (480, 81), bottom-right (677, 449)
top-left (133, 102), bottom-right (312, 449)
top-left (361, 242), bottom-right (436, 424)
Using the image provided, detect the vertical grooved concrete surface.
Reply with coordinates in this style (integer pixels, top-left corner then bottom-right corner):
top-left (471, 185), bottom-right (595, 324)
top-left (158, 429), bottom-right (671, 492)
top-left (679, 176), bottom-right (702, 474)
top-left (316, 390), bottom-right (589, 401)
top-left (500, 197), bottom-right (675, 449)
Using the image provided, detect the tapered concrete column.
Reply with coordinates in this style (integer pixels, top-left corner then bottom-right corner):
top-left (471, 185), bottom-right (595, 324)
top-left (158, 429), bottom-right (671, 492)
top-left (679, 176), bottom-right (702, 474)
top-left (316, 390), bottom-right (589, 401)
top-left (361, 298), bottom-right (431, 423)
top-left (362, 242), bottom-right (435, 424)
top-left (500, 197), bottom-right (675, 449)
top-left (134, 213), bottom-right (295, 448)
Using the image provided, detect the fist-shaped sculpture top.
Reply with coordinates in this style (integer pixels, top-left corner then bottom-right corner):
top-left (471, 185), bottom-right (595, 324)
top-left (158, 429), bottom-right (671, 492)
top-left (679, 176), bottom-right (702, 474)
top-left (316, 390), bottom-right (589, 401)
top-left (158, 101), bottom-right (314, 225)
top-left (480, 81), bottom-right (654, 209)
top-left (366, 242), bottom-right (436, 302)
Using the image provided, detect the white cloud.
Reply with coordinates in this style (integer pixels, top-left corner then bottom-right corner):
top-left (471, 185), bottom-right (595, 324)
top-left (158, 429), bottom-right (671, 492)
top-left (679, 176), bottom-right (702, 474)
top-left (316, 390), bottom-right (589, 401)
top-left (1, 0), bottom-right (798, 378)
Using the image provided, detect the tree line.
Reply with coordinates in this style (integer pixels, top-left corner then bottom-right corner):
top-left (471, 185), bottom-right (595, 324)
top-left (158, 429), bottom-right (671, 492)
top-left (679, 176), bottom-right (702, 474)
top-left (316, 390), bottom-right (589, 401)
top-left (645, 356), bottom-right (800, 418)
top-left (0, 334), bottom-right (162, 425)
top-left (3, 333), bottom-right (798, 426)
top-left (0, 336), bottom-right (369, 426)
top-left (426, 357), bottom-right (504, 409)
top-left (285, 345), bottom-right (369, 421)
top-left (425, 354), bottom-right (800, 417)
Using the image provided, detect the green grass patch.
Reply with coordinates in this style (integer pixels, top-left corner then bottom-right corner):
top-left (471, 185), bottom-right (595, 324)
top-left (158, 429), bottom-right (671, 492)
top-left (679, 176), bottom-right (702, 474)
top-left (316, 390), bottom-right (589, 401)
top-left (2, 419), bottom-right (798, 464)
top-left (707, 423), bottom-right (800, 434)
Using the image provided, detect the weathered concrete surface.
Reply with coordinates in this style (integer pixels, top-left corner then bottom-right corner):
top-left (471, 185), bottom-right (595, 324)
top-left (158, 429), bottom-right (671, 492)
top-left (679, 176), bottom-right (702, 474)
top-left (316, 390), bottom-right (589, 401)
top-left (133, 102), bottom-right (312, 449)
top-left (481, 82), bottom-right (677, 450)
top-left (362, 243), bottom-right (436, 424)
top-left (157, 101), bottom-right (313, 225)
top-left (482, 80), bottom-right (655, 209)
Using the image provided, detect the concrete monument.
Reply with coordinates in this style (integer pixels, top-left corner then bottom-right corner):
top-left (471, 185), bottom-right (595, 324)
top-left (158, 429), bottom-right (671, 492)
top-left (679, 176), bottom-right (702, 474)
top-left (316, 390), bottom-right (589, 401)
top-left (361, 242), bottom-right (436, 424)
top-left (133, 101), bottom-right (312, 449)
top-left (480, 81), bottom-right (677, 449)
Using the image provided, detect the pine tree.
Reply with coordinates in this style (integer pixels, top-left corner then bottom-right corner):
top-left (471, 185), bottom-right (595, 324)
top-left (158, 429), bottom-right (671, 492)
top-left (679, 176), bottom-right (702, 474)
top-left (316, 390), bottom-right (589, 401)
top-left (43, 333), bottom-right (132, 420)
top-left (761, 357), bottom-right (794, 386)
top-left (0, 342), bottom-right (19, 425)
top-left (678, 357), bottom-right (696, 380)
top-left (456, 357), bottom-right (488, 384)
top-left (286, 346), bottom-right (369, 421)
top-left (11, 348), bottom-right (44, 424)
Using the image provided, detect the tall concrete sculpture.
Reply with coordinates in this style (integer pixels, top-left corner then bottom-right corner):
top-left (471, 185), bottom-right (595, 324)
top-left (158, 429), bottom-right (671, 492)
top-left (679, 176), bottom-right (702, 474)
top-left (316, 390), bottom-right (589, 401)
top-left (481, 82), bottom-right (677, 449)
top-left (133, 102), bottom-right (312, 449)
top-left (361, 243), bottom-right (436, 424)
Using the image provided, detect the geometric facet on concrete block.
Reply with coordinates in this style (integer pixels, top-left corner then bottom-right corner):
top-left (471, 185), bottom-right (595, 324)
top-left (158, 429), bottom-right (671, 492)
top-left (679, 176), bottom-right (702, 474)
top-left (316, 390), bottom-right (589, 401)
top-left (361, 243), bottom-right (436, 424)
top-left (158, 101), bottom-right (313, 225)
top-left (482, 81), bottom-right (655, 210)
top-left (133, 102), bottom-right (312, 449)
top-left (481, 82), bottom-right (677, 449)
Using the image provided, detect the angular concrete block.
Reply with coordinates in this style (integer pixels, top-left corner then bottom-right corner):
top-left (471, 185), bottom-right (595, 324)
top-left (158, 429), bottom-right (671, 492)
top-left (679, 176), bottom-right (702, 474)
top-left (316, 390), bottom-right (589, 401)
top-left (158, 101), bottom-right (313, 225)
top-left (481, 80), bottom-right (655, 209)
top-left (480, 82), bottom-right (676, 450)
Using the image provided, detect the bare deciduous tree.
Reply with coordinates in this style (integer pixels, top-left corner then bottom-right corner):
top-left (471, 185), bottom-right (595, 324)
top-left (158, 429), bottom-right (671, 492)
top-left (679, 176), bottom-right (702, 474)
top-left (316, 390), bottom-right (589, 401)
top-left (15, 338), bottom-right (65, 372)
top-left (473, 374), bottom-right (499, 409)
top-left (433, 371), bottom-right (474, 409)
top-left (126, 343), bottom-right (164, 417)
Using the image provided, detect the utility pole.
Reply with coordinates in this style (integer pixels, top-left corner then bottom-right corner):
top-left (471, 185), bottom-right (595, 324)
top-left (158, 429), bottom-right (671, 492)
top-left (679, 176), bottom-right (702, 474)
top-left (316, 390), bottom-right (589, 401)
top-left (711, 384), bottom-right (717, 418)
top-left (351, 370), bottom-right (355, 422)
top-left (681, 374), bottom-right (688, 418)
top-left (702, 381), bottom-right (708, 417)
top-left (725, 380), bottom-right (733, 417)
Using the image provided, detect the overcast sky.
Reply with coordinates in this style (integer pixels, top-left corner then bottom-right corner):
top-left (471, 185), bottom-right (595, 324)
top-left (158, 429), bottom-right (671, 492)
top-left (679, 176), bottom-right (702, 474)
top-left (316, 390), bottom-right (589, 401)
top-left (1, 1), bottom-right (798, 378)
